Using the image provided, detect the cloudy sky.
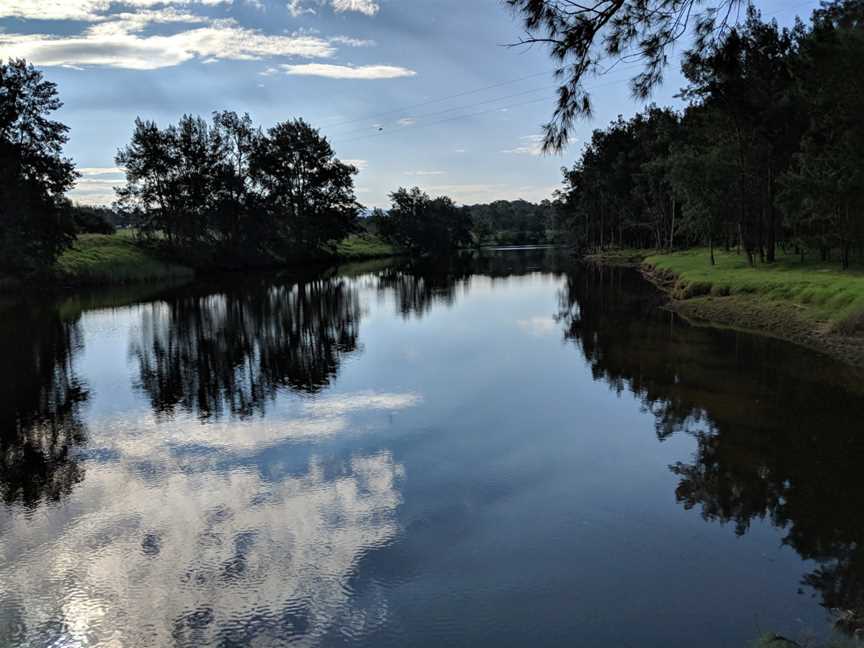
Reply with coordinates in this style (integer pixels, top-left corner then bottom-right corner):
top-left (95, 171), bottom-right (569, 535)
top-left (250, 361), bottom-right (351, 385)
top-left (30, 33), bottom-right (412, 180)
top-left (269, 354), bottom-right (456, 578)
top-left (0, 0), bottom-right (819, 207)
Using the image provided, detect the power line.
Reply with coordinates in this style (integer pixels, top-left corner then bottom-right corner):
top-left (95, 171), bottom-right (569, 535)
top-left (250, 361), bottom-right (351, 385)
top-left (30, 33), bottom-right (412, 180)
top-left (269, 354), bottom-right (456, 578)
top-left (329, 0), bottom-right (820, 148)
top-left (334, 74), bottom-right (637, 147)
top-left (316, 70), bottom-right (552, 129)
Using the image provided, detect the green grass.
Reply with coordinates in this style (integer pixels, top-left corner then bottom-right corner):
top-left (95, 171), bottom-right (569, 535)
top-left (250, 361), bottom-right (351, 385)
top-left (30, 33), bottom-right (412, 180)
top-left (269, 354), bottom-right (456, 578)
top-left (55, 232), bottom-right (194, 285)
top-left (333, 233), bottom-right (396, 260)
top-left (753, 633), bottom-right (862, 648)
top-left (584, 247), bottom-right (659, 266)
top-left (645, 248), bottom-right (864, 333)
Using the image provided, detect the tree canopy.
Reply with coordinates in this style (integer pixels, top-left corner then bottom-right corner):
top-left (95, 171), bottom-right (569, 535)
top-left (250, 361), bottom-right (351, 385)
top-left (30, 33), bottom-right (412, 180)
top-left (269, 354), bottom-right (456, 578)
top-left (376, 187), bottom-right (473, 256)
top-left (0, 59), bottom-right (77, 273)
top-left (116, 113), bottom-right (360, 266)
top-left (555, 1), bottom-right (864, 269)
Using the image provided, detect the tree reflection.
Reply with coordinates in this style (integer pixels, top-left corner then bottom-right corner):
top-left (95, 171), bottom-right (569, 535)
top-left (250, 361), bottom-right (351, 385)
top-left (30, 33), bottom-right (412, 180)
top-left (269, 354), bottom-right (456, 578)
top-left (0, 304), bottom-right (88, 507)
top-left (557, 264), bottom-right (864, 633)
top-left (378, 247), bottom-right (572, 319)
top-left (130, 277), bottom-right (362, 420)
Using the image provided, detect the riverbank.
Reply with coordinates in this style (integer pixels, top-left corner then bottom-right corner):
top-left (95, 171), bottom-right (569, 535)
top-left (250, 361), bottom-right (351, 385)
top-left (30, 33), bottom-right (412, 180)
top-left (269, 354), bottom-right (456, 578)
top-left (55, 231), bottom-right (195, 286)
top-left (638, 248), bottom-right (864, 367)
top-left (2, 231), bottom-right (398, 290)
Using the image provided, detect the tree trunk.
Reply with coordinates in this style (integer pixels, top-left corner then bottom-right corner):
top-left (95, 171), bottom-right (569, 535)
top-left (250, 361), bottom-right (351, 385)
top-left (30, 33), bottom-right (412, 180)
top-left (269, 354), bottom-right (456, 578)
top-left (766, 169), bottom-right (776, 263)
top-left (709, 238), bottom-right (715, 266)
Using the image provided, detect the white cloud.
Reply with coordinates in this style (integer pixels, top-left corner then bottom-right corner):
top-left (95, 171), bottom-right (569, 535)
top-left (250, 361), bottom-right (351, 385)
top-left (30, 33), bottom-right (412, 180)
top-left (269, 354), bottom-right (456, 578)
top-left (343, 159), bottom-right (368, 170)
top-left (303, 391), bottom-right (421, 417)
top-left (78, 166), bottom-right (125, 176)
top-left (0, 446), bottom-right (404, 647)
top-left (396, 117), bottom-right (416, 126)
top-left (516, 317), bottom-right (557, 337)
top-left (329, 35), bottom-right (376, 47)
top-left (0, 0), bottom-right (231, 22)
top-left (281, 63), bottom-right (416, 79)
top-left (404, 170), bottom-right (445, 176)
top-left (288, 0), bottom-right (316, 16)
top-left (501, 134), bottom-right (545, 156)
top-left (0, 2), bottom-right (379, 71)
top-left (454, 148), bottom-right (466, 154)
top-left (0, 20), bottom-right (339, 70)
top-left (331, 0), bottom-right (380, 16)
top-left (286, 0), bottom-right (380, 17)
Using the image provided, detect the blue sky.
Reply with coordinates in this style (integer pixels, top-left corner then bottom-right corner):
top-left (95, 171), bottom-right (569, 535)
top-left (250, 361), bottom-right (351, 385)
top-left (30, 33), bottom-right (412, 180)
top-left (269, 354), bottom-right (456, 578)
top-left (0, 0), bottom-right (820, 208)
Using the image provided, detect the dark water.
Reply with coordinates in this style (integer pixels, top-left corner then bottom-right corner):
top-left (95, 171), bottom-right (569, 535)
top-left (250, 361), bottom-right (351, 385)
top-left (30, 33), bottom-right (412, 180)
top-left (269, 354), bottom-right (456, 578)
top-left (2, 248), bottom-right (864, 647)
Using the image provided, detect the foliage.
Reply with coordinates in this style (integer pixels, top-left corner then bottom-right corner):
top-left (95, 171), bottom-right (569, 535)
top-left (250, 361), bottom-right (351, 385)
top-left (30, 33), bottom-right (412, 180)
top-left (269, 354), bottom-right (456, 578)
top-left (0, 59), bottom-right (77, 275)
top-left (115, 113), bottom-right (360, 266)
top-left (70, 203), bottom-right (116, 235)
top-left (504, 0), bottom-right (752, 150)
top-left (377, 186), bottom-right (473, 256)
top-left (555, 1), bottom-right (864, 274)
top-left (463, 199), bottom-right (560, 246)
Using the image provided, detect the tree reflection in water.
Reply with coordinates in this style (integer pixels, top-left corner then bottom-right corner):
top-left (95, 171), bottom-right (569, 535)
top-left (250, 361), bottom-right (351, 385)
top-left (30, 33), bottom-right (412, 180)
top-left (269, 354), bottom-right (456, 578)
top-left (130, 277), bottom-right (362, 420)
top-left (557, 263), bottom-right (864, 633)
top-left (0, 303), bottom-right (88, 507)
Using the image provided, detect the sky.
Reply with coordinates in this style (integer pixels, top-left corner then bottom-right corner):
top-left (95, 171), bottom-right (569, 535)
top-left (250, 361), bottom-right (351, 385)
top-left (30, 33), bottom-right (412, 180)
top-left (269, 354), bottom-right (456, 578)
top-left (0, 0), bottom-right (821, 208)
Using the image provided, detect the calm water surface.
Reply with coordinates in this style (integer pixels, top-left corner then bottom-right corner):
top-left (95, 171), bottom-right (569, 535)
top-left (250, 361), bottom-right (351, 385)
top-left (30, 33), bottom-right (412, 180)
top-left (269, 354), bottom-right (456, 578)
top-left (2, 248), bottom-right (864, 647)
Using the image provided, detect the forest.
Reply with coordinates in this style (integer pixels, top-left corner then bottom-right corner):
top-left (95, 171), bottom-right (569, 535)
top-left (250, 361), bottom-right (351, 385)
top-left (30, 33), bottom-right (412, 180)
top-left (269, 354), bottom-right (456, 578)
top-left (553, 1), bottom-right (864, 269)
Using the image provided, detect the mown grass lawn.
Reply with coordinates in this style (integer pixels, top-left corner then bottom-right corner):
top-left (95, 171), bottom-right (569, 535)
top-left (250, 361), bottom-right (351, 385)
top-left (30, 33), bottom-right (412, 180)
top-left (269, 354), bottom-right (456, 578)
top-left (645, 248), bottom-right (864, 332)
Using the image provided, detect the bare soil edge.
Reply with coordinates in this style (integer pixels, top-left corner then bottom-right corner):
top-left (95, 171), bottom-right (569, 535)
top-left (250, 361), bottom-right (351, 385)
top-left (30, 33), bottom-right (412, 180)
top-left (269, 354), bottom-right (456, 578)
top-left (639, 263), bottom-right (864, 368)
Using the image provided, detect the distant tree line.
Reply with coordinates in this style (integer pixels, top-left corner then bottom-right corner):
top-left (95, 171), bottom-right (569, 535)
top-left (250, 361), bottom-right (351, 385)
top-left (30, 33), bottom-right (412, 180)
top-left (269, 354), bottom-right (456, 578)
top-left (556, 0), bottom-right (864, 268)
top-left (464, 199), bottom-right (562, 246)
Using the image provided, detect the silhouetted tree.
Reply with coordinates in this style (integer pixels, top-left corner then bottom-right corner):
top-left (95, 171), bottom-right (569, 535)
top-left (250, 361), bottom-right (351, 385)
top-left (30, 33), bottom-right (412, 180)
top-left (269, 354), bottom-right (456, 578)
top-left (251, 118), bottom-right (360, 257)
top-left (116, 113), bottom-right (360, 265)
top-left (378, 187), bottom-right (472, 256)
top-left (0, 59), bottom-right (77, 274)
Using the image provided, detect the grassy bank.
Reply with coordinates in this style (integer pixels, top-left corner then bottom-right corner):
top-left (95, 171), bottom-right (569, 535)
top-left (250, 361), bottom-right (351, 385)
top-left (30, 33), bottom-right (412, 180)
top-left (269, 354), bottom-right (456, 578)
top-left (55, 232), bottom-right (195, 286)
top-left (25, 231), bottom-right (398, 289)
top-left (754, 633), bottom-right (859, 648)
top-left (641, 248), bottom-right (864, 365)
top-left (583, 248), bottom-right (655, 267)
top-left (332, 233), bottom-right (397, 260)
top-left (645, 249), bottom-right (864, 332)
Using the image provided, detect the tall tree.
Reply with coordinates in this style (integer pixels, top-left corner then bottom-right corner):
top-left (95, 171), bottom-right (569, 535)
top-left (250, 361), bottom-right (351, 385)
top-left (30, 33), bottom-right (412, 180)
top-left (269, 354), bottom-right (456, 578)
top-left (778, 0), bottom-right (864, 269)
top-left (0, 59), bottom-right (77, 274)
top-left (250, 118), bottom-right (359, 256)
top-left (681, 9), bottom-right (804, 263)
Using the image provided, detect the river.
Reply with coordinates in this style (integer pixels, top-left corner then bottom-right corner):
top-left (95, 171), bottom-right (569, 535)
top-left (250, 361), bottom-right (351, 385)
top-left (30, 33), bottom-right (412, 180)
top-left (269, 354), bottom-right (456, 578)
top-left (2, 247), bottom-right (863, 647)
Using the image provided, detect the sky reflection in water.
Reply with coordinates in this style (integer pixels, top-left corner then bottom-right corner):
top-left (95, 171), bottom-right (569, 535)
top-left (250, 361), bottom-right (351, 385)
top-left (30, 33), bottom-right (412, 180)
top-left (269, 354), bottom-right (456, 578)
top-left (2, 249), bottom-right (864, 647)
